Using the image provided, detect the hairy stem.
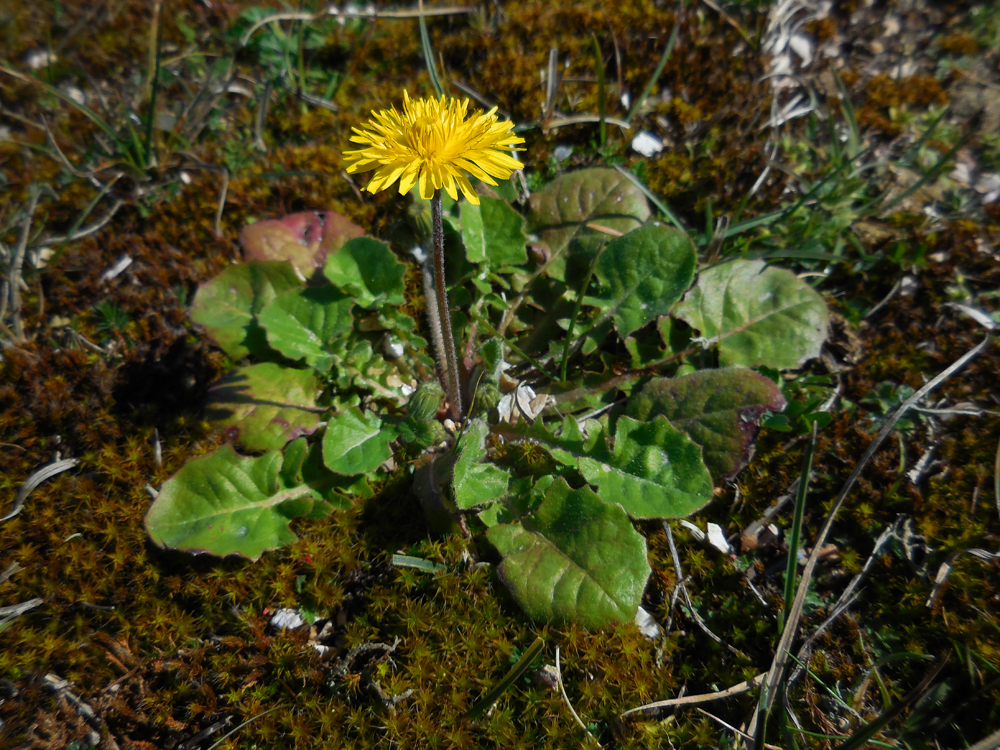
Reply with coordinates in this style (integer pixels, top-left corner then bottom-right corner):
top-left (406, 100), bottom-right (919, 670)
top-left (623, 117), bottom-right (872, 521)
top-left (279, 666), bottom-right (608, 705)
top-left (431, 192), bottom-right (462, 420)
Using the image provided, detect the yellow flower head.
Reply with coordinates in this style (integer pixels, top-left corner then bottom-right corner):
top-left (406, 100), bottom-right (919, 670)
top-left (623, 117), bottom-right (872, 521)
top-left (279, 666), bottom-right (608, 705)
top-left (343, 92), bottom-right (525, 205)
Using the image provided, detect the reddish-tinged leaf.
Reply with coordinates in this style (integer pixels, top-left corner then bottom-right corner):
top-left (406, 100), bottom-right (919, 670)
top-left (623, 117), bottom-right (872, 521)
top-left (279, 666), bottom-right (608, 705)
top-left (240, 210), bottom-right (365, 274)
top-left (627, 368), bottom-right (787, 481)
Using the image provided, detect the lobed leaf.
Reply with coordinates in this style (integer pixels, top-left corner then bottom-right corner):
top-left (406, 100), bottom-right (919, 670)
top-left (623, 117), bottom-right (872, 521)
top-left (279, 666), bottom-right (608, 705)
top-left (487, 477), bottom-right (650, 628)
top-left (144, 445), bottom-right (328, 560)
top-left (577, 416), bottom-right (713, 520)
top-left (674, 259), bottom-right (829, 368)
top-left (190, 261), bottom-right (302, 360)
top-left (452, 419), bottom-right (509, 510)
top-left (204, 362), bottom-right (322, 452)
top-left (257, 286), bottom-right (355, 370)
top-left (628, 368), bottom-right (787, 481)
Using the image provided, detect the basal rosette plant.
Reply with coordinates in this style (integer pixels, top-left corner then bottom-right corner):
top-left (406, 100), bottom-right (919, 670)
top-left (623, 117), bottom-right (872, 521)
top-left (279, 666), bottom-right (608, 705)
top-left (145, 94), bottom-right (830, 629)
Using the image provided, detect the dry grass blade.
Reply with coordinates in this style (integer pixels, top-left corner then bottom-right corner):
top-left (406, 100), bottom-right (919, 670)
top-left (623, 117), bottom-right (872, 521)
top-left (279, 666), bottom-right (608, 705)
top-left (926, 547), bottom-right (1000, 608)
top-left (5, 189), bottom-right (42, 341)
top-left (555, 647), bottom-right (602, 747)
top-left (750, 335), bottom-right (992, 741)
top-left (2, 458), bottom-right (81, 522)
top-left (966, 725), bottom-right (1000, 750)
top-left (620, 673), bottom-right (766, 718)
top-left (995, 435), bottom-right (1000, 525)
top-left (239, 5), bottom-right (477, 46)
top-left (664, 522), bottom-right (748, 659)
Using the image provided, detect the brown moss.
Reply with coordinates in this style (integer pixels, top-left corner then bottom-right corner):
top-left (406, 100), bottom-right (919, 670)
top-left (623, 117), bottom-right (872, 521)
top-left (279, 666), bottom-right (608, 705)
top-left (937, 32), bottom-right (980, 56)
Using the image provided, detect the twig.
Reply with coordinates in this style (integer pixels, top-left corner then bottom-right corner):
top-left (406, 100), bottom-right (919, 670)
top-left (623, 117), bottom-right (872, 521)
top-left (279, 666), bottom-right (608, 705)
top-left (556, 647), bottom-right (602, 747)
top-left (664, 522), bottom-right (747, 659)
top-left (621, 673), bottom-right (766, 718)
top-left (369, 680), bottom-right (414, 712)
top-left (749, 336), bottom-right (992, 741)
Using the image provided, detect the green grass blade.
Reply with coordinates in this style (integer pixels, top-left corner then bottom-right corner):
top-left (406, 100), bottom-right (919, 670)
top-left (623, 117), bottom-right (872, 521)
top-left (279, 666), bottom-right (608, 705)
top-left (418, 0), bottom-right (444, 97)
top-left (901, 106), bottom-right (948, 167)
top-left (467, 637), bottom-right (544, 720)
top-left (205, 705), bottom-right (286, 750)
top-left (626, 7), bottom-right (680, 124)
top-left (831, 654), bottom-right (948, 750)
top-left (833, 72), bottom-right (861, 160)
top-left (475, 316), bottom-right (558, 383)
top-left (612, 165), bottom-right (687, 232)
top-left (0, 63), bottom-right (126, 152)
top-left (876, 134), bottom-right (970, 215)
top-left (561, 240), bottom-right (605, 381)
top-left (144, 11), bottom-right (163, 168)
top-left (779, 422), bottom-right (818, 633)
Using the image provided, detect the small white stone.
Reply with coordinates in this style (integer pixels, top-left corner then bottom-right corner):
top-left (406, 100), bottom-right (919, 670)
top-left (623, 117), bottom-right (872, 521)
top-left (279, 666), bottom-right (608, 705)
top-left (634, 606), bottom-right (662, 639)
top-left (24, 49), bottom-right (57, 69)
top-left (631, 131), bottom-right (664, 157)
top-left (60, 84), bottom-right (86, 106)
top-left (552, 144), bottom-right (573, 162)
top-left (270, 608), bottom-right (305, 630)
top-left (707, 523), bottom-right (734, 555)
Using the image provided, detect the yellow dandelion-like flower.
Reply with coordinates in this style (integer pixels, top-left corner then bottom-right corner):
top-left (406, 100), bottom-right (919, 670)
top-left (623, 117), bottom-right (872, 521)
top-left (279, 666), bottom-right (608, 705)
top-left (343, 92), bottom-right (525, 205)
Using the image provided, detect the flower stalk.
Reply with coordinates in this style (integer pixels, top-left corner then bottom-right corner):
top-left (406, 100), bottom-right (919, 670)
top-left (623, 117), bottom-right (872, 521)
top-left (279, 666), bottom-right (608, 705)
top-left (429, 191), bottom-right (462, 420)
top-left (341, 92), bottom-right (525, 419)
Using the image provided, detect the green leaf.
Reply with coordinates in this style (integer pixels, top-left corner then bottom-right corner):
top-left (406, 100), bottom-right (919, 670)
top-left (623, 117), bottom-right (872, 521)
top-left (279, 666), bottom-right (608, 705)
top-left (322, 236), bottom-right (406, 309)
top-left (257, 286), bottom-right (355, 370)
top-left (487, 477), bottom-right (650, 628)
top-left (452, 419), bottom-right (509, 510)
top-left (528, 168), bottom-right (650, 281)
top-left (322, 407), bottom-right (395, 475)
top-left (578, 416), bottom-right (713, 520)
top-left (674, 259), bottom-right (829, 368)
top-left (628, 368), bottom-right (787, 481)
top-left (145, 445), bottom-right (327, 560)
top-left (590, 223), bottom-right (697, 339)
top-left (190, 261), bottom-right (302, 360)
top-left (460, 196), bottom-right (528, 266)
top-left (280, 438), bottom-right (356, 509)
top-left (204, 363), bottom-right (321, 452)
top-left (240, 210), bottom-right (365, 275)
